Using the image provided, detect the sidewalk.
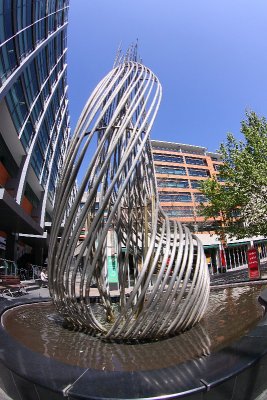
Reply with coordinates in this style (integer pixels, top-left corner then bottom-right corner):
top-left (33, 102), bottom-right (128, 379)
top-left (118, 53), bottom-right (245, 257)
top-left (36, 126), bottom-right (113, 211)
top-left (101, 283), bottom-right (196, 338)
top-left (4, 264), bottom-right (267, 302)
top-left (210, 262), bottom-right (267, 287)
top-left (0, 282), bottom-right (50, 301)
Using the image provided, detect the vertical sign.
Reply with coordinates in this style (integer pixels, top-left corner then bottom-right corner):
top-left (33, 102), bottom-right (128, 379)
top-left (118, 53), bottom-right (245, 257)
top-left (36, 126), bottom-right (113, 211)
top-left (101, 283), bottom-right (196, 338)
top-left (247, 248), bottom-right (260, 280)
top-left (107, 255), bottom-right (118, 283)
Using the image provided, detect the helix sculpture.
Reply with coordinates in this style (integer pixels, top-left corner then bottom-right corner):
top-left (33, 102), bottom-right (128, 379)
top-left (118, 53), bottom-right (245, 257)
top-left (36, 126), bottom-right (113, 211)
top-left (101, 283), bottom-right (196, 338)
top-left (48, 53), bottom-right (210, 340)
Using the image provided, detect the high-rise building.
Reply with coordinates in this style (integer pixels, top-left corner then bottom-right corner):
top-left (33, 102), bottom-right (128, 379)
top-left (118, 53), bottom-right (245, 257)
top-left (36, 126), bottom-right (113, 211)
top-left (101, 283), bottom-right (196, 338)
top-left (151, 140), bottom-right (267, 273)
top-left (0, 0), bottom-right (71, 264)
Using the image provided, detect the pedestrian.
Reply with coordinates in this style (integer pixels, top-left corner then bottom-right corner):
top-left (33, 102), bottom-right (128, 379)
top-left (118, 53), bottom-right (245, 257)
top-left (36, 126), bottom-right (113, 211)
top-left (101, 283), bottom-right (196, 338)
top-left (40, 268), bottom-right (48, 287)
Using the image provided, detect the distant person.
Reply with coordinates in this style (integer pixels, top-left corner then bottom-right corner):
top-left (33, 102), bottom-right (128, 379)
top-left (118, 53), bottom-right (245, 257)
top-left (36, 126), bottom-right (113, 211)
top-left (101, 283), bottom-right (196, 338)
top-left (40, 268), bottom-right (48, 287)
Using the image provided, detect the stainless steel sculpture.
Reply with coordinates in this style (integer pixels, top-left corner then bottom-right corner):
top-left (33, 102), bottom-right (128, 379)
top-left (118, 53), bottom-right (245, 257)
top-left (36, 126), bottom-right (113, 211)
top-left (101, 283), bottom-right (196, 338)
top-left (49, 50), bottom-right (210, 340)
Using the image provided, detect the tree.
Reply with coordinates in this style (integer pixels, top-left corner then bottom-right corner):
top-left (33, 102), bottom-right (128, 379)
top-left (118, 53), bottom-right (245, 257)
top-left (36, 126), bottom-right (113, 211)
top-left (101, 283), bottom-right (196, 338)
top-left (199, 111), bottom-right (267, 239)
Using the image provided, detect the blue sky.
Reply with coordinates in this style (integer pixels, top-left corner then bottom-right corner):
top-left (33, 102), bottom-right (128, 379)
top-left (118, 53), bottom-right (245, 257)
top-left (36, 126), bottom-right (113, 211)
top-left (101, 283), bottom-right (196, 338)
top-left (67, 0), bottom-right (267, 152)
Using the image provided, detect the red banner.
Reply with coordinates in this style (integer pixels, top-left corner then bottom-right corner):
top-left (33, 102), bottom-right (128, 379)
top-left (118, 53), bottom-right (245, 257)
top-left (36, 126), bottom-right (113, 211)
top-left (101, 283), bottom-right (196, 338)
top-left (247, 248), bottom-right (260, 279)
top-left (220, 249), bottom-right (226, 266)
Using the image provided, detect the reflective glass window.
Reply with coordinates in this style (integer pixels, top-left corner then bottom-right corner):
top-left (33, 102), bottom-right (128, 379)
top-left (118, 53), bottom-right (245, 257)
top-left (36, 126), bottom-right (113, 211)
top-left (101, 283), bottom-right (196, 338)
top-left (25, 26), bottom-right (33, 53)
top-left (190, 180), bottom-right (202, 188)
top-left (31, 143), bottom-right (44, 178)
top-left (153, 154), bottom-right (183, 163)
top-left (185, 157), bottom-right (207, 165)
top-left (6, 39), bottom-right (18, 72)
top-left (157, 179), bottom-right (189, 188)
top-left (41, 165), bottom-right (49, 187)
top-left (213, 164), bottom-right (222, 171)
top-left (159, 193), bottom-right (192, 202)
top-left (194, 194), bottom-right (208, 202)
top-left (3, 0), bottom-right (13, 40)
top-left (20, 119), bottom-right (34, 151)
top-left (32, 97), bottom-right (43, 123)
top-left (155, 166), bottom-right (186, 175)
top-left (162, 206), bottom-right (194, 217)
top-left (5, 79), bottom-right (29, 133)
top-left (0, 1), bottom-right (5, 44)
top-left (187, 168), bottom-right (209, 177)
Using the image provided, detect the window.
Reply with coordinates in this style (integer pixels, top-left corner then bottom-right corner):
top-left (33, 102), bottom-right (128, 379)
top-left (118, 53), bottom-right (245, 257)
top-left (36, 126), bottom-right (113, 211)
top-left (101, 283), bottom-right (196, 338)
top-left (187, 168), bottom-right (210, 177)
top-left (37, 126), bottom-right (49, 154)
top-left (41, 166), bottom-right (49, 187)
top-left (155, 166), bottom-right (186, 175)
top-left (162, 206), bottom-right (194, 217)
top-left (20, 119), bottom-right (35, 150)
top-left (3, 0), bottom-right (13, 40)
top-left (194, 222), bottom-right (220, 232)
top-left (5, 79), bottom-right (30, 134)
top-left (190, 180), bottom-right (202, 189)
top-left (0, 1), bottom-right (5, 44)
top-left (37, 50), bottom-right (49, 84)
top-left (159, 192), bottom-right (192, 202)
top-left (213, 164), bottom-right (222, 171)
top-left (185, 157), bottom-right (207, 166)
top-left (157, 179), bottom-right (189, 189)
top-left (31, 143), bottom-right (44, 178)
top-left (153, 154), bottom-right (183, 163)
top-left (194, 194), bottom-right (208, 202)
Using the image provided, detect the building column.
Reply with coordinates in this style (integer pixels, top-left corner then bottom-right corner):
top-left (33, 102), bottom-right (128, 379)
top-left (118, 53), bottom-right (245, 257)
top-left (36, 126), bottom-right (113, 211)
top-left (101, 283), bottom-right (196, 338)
top-left (5, 233), bottom-right (18, 262)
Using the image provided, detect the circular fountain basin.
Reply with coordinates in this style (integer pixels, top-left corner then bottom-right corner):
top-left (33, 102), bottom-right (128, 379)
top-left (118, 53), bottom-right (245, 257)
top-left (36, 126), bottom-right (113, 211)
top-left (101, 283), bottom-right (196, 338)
top-left (1, 283), bottom-right (267, 400)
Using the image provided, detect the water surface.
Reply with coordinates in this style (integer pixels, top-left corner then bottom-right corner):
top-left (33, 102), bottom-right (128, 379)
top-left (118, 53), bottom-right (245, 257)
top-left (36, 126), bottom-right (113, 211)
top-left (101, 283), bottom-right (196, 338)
top-left (1, 284), bottom-right (265, 371)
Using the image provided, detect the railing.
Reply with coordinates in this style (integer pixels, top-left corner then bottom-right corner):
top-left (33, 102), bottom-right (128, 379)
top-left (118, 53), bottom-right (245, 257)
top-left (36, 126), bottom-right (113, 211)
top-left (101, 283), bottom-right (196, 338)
top-left (0, 258), bottom-right (18, 276)
top-left (18, 265), bottom-right (42, 281)
top-left (208, 240), bottom-right (267, 275)
top-left (0, 258), bottom-right (43, 280)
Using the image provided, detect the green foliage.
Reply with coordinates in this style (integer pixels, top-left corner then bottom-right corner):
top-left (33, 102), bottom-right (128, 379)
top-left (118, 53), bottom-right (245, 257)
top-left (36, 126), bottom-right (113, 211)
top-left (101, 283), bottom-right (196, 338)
top-left (199, 111), bottom-right (267, 239)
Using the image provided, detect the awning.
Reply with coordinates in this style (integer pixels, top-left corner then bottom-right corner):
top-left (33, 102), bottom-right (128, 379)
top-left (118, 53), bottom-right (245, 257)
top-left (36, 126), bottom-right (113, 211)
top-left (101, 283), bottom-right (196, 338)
top-left (227, 242), bottom-right (249, 247)
top-left (19, 232), bottom-right (48, 247)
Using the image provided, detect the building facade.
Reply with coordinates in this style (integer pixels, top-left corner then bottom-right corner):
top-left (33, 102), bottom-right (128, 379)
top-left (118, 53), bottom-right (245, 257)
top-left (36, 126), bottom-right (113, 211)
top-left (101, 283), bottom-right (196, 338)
top-left (0, 0), bottom-right (71, 265)
top-left (151, 140), bottom-right (267, 273)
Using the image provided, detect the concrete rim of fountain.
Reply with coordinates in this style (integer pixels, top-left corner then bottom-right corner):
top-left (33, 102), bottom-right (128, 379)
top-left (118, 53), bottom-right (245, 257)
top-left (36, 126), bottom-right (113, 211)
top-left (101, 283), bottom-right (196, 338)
top-left (0, 288), bottom-right (267, 400)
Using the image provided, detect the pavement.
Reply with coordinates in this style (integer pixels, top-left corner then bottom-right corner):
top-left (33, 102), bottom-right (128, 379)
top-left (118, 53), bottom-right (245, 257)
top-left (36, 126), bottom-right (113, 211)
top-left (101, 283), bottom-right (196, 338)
top-left (0, 281), bottom-right (50, 301)
top-left (5, 262), bottom-right (266, 301)
top-left (210, 261), bottom-right (267, 288)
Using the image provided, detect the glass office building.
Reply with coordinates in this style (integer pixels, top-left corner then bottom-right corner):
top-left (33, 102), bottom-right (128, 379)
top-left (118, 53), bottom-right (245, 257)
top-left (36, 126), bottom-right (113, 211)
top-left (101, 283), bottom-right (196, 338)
top-left (0, 0), bottom-right (71, 263)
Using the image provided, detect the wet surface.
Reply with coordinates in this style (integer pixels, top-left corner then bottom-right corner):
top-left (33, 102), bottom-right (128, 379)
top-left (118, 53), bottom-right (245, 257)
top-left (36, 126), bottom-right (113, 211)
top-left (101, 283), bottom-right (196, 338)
top-left (1, 284), bottom-right (266, 372)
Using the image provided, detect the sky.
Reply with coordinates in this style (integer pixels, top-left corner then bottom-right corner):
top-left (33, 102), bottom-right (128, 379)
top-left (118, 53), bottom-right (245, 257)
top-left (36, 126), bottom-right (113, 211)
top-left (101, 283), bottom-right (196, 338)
top-left (67, 0), bottom-right (267, 153)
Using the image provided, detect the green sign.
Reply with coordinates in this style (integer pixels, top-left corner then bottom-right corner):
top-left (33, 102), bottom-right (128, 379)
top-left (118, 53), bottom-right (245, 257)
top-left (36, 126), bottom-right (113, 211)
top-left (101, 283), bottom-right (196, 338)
top-left (107, 255), bottom-right (118, 283)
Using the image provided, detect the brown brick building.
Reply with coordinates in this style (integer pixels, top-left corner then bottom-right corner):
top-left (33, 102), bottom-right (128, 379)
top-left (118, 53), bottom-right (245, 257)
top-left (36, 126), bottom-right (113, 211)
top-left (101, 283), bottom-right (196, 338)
top-left (151, 140), bottom-right (223, 232)
top-left (151, 140), bottom-right (267, 273)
